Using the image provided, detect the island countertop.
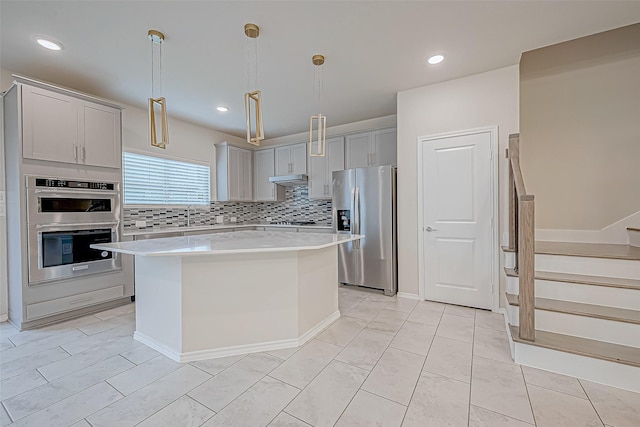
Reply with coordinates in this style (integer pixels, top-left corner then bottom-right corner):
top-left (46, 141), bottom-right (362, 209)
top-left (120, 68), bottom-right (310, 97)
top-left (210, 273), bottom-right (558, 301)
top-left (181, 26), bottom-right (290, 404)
top-left (92, 230), bottom-right (362, 257)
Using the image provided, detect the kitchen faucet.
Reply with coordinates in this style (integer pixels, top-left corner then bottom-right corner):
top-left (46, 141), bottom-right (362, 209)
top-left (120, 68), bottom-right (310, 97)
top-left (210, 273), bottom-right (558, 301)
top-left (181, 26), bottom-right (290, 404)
top-left (186, 205), bottom-right (196, 227)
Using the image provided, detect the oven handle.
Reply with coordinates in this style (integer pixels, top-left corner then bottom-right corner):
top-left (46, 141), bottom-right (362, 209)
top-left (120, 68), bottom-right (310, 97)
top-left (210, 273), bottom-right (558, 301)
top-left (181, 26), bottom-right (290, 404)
top-left (33, 188), bottom-right (118, 196)
top-left (35, 221), bottom-right (120, 230)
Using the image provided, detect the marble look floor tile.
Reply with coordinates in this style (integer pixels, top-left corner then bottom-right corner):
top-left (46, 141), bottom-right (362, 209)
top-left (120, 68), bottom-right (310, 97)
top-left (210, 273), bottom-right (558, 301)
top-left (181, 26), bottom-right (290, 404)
top-left (61, 323), bottom-right (135, 355)
top-left (9, 381), bottom-right (122, 427)
top-left (69, 419), bottom-right (92, 427)
top-left (190, 354), bottom-right (246, 375)
top-left (189, 353), bottom-right (282, 412)
top-left (335, 328), bottom-right (393, 371)
top-left (4, 355), bottom-right (134, 421)
top-left (270, 340), bottom-right (342, 389)
top-left (469, 405), bottom-right (534, 426)
top-left (0, 369), bottom-right (47, 401)
top-left (0, 321), bottom-right (19, 338)
top-left (0, 406), bottom-right (11, 427)
top-left (107, 355), bottom-right (181, 395)
top-left (389, 321), bottom-right (436, 356)
top-left (316, 316), bottom-right (368, 346)
top-left (6, 317), bottom-right (99, 347)
top-left (78, 312), bottom-right (135, 336)
top-left (581, 380), bottom-right (640, 427)
top-left (204, 376), bottom-right (299, 427)
top-left (335, 390), bottom-right (406, 427)
top-left (266, 346), bottom-right (300, 360)
top-left (364, 292), bottom-right (395, 303)
top-left (0, 329), bottom-right (85, 365)
top-left (120, 344), bottom-right (161, 365)
top-left (38, 335), bottom-right (140, 381)
top-left (345, 300), bottom-right (388, 321)
top-left (384, 297), bottom-right (419, 313)
top-left (0, 337), bottom-right (15, 351)
top-left (0, 346), bottom-right (69, 380)
top-left (522, 366), bottom-right (587, 399)
top-left (87, 365), bottom-right (211, 427)
top-left (473, 326), bottom-right (512, 363)
top-left (269, 412), bottom-right (312, 426)
top-left (285, 360), bottom-right (368, 427)
top-left (366, 309), bottom-right (409, 336)
top-left (444, 304), bottom-right (476, 318)
top-left (423, 335), bottom-right (472, 383)
top-left (475, 309), bottom-right (506, 331)
top-left (470, 356), bottom-right (534, 424)
top-left (361, 347), bottom-right (425, 405)
top-left (136, 395), bottom-right (214, 427)
top-left (436, 314), bottom-right (474, 343)
top-left (403, 371), bottom-right (470, 427)
top-left (93, 303), bottom-right (135, 321)
top-left (407, 302), bottom-right (444, 326)
top-left (528, 384), bottom-right (603, 427)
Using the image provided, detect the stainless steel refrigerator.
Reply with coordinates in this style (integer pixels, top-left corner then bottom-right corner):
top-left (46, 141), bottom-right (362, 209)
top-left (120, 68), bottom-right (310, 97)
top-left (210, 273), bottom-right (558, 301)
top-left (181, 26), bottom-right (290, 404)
top-left (332, 165), bottom-right (397, 296)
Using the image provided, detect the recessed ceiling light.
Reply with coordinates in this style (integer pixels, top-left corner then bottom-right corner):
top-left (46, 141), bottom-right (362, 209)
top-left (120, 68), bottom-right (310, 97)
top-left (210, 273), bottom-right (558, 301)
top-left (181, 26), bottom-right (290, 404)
top-left (216, 106), bottom-right (229, 112)
top-left (35, 36), bottom-right (63, 51)
top-left (427, 54), bottom-right (445, 65)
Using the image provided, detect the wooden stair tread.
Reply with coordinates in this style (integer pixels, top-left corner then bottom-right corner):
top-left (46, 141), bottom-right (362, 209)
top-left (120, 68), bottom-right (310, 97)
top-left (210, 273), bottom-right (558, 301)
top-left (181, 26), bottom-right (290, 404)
top-left (504, 267), bottom-right (640, 290)
top-left (509, 324), bottom-right (640, 367)
top-left (502, 241), bottom-right (640, 260)
top-left (505, 292), bottom-right (640, 324)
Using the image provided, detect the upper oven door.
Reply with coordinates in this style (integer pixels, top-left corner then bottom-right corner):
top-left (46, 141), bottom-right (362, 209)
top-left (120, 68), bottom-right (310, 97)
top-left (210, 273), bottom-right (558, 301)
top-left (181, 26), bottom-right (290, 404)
top-left (26, 176), bottom-right (120, 224)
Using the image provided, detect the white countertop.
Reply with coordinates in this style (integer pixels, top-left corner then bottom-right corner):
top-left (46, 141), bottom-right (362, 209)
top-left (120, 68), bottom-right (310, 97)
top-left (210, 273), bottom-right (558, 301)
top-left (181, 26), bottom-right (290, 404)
top-left (93, 230), bottom-right (361, 256)
top-left (123, 223), bottom-right (333, 236)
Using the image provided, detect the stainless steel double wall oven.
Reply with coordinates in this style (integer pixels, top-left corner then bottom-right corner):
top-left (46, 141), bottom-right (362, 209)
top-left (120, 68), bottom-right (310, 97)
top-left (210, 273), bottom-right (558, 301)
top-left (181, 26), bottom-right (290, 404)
top-left (26, 176), bottom-right (122, 285)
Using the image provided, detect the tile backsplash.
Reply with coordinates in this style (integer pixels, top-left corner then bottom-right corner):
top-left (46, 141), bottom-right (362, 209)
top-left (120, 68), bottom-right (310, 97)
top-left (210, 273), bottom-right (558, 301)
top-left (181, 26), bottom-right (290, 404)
top-left (123, 186), bottom-right (332, 231)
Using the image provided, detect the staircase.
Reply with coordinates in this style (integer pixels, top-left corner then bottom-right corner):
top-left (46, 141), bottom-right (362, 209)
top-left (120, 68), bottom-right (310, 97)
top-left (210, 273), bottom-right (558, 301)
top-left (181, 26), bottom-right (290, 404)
top-left (504, 133), bottom-right (640, 392)
top-left (503, 241), bottom-right (640, 392)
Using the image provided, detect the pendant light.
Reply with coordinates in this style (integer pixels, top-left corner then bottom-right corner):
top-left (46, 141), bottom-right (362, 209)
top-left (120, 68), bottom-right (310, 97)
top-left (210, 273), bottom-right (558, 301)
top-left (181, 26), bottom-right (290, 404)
top-left (309, 54), bottom-right (326, 157)
top-left (148, 29), bottom-right (169, 149)
top-left (244, 23), bottom-right (264, 146)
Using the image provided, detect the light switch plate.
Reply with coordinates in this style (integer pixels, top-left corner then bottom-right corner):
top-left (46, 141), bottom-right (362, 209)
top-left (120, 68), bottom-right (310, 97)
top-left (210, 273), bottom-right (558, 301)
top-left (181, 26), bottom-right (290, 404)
top-left (230, 217), bottom-right (237, 223)
top-left (266, 217), bottom-right (272, 222)
top-left (135, 220), bottom-right (146, 228)
top-left (216, 215), bottom-right (224, 224)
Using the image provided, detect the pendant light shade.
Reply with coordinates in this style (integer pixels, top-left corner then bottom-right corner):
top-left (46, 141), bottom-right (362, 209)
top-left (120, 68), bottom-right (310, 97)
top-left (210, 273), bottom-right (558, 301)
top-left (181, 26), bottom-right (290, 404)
top-left (309, 54), bottom-right (326, 157)
top-left (148, 29), bottom-right (169, 149)
top-left (244, 23), bottom-right (264, 146)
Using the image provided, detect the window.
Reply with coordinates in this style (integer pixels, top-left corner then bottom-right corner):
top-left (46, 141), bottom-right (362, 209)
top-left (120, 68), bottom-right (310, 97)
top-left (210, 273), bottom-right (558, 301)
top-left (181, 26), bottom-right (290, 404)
top-left (122, 152), bottom-right (210, 205)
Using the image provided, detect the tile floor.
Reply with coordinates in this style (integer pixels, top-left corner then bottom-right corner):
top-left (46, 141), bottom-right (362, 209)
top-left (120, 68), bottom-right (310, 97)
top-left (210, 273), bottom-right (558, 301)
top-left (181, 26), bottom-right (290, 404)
top-left (1, 286), bottom-right (639, 426)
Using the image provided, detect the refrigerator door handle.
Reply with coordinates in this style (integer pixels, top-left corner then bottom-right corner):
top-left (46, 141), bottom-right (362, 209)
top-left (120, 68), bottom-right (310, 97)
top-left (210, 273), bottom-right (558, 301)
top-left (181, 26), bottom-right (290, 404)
top-left (355, 186), bottom-right (361, 249)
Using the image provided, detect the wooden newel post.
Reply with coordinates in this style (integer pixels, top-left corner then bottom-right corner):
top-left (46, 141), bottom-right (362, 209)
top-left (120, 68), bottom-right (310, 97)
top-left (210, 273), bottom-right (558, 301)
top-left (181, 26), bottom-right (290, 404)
top-left (518, 196), bottom-right (535, 341)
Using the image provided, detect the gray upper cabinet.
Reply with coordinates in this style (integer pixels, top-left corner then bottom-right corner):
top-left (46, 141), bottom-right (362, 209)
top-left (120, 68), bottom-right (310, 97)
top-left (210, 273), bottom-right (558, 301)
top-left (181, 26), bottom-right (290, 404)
top-left (21, 84), bottom-right (121, 169)
top-left (345, 127), bottom-right (397, 169)
top-left (309, 136), bottom-right (345, 200)
top-left (216, 142), bottom-right (253, 202)
top-left (275, 142), bottom-right (307, 175)
top-left (254, 148), bottom-right (285, 201)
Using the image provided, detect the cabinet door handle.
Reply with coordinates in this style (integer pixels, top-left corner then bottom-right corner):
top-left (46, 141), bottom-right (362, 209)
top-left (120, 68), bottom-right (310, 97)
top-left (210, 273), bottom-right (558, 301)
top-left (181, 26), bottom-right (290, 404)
top-left (73, 145), bottom-right (78, 161)
top-left (82, 146), bottom-right (86, 161)
top-left (271, 187), bottom-right (274, 197)
top-left (371, 152), bottom-right (375, 165)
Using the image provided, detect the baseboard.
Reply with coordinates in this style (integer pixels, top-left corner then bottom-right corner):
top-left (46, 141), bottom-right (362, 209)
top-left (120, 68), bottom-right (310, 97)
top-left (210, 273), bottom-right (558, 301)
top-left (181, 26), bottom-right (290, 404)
top-left (0, 314), bottom-right (7, 322)
top-left (397, 292), bottom-right (420, 300)
top-left (135, 310), bottom-right (342, 363)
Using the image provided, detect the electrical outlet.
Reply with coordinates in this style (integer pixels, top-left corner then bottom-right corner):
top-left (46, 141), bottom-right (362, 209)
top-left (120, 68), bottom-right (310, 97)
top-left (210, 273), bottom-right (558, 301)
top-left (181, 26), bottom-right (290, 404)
top-left (266, 216), bottom-right (272, 222)
top-left (216, 215), bottom-right (224, 224)
top-left (135, 220), bottom-right (146, 228)
top-left (230, 217), bottom-right (237, 223)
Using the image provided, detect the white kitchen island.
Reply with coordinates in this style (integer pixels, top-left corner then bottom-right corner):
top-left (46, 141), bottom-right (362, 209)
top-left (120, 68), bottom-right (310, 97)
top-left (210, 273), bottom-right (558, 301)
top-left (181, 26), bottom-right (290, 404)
top-left (92, 230), bottom-right (362, 362)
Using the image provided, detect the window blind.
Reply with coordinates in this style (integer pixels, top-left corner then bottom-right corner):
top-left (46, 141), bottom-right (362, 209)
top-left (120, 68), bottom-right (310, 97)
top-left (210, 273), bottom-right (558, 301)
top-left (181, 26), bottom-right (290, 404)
top-left (122, 152), bottom-right (210, 205)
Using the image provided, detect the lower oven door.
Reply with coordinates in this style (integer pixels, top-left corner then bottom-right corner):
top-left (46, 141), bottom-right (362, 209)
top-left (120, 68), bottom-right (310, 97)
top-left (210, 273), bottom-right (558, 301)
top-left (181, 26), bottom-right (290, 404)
top-left (28, 222), bottom-right (122, 285)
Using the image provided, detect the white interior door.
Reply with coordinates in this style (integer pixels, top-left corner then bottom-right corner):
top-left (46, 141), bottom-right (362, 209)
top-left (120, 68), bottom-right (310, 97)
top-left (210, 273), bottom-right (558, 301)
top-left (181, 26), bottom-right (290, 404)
top-left (421, 130), bottom-right (494, 309)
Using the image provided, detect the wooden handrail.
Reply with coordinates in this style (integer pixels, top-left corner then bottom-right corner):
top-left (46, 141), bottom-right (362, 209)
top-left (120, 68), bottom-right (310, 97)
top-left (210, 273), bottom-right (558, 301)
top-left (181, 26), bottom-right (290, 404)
top-left (508, 133), bottom-right (536, 342)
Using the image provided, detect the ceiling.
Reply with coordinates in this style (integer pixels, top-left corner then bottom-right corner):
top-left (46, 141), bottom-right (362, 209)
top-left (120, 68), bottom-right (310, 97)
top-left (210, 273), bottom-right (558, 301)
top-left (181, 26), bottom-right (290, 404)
top-left (2, 1), bottom-right (639, 140)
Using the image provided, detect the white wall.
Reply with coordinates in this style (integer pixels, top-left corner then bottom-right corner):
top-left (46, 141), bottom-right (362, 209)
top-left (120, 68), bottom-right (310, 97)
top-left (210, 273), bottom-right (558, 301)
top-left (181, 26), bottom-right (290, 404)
top-left (397, 65), bottom-right (519, 298)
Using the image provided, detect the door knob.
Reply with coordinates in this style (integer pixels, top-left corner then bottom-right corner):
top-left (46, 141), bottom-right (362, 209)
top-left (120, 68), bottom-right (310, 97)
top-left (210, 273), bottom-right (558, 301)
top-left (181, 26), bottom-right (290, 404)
top-left (425, 226), bottom-right (438, 232)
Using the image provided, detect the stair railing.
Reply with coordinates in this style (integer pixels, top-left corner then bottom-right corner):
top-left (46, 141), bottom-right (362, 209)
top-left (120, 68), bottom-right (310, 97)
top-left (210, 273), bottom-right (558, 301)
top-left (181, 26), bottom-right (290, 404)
top-left (508, 134), bottom-right (536, 342)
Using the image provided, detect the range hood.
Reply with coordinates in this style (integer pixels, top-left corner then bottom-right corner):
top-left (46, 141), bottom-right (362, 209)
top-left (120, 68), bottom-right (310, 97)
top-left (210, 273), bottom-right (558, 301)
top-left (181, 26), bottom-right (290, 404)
top-left (268, 174), bottom-right (308, 186)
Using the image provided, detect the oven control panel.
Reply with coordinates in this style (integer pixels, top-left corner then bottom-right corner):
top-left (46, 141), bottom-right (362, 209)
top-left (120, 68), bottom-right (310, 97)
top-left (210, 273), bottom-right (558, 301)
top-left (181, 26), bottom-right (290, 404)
top-left (35, 178), bottom-right (115, 191)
